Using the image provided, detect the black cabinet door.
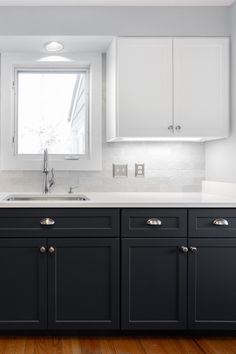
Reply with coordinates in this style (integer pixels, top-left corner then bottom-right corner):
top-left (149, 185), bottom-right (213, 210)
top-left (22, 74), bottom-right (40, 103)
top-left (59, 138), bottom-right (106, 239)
top-left (188, 238), bottom-right (236, 330)
top-left (48, 238), bottom-right (120, 330)
top-left (122, 238), bottom-right (187, 330)
top-left (0, 238), bottom-right (47, 330)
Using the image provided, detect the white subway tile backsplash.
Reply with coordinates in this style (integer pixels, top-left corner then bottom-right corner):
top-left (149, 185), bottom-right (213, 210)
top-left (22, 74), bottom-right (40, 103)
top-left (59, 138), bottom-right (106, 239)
top-left (0, 142), bottom-right (205, 193)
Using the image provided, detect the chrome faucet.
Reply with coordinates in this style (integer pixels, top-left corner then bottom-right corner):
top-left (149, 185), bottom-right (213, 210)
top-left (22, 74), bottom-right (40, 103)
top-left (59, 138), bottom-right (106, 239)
top-left (68, 185), bottom-right (80, 194)
top-left (42, 149), bottom-right (55, 194)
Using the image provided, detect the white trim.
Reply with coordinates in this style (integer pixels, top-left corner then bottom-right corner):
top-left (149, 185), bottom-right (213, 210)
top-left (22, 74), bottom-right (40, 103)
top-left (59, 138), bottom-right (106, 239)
top-left (0, 52), bottom-right (102, 170)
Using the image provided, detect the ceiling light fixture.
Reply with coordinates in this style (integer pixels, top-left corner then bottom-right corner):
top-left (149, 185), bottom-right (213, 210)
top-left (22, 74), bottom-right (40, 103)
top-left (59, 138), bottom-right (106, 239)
top-left (44, 41), bottom-right (64, 53)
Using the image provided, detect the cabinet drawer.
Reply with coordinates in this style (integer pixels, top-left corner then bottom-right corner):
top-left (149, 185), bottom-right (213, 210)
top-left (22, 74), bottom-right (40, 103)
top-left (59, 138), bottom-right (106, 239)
top-left (122, 209), bottom-right (187, 237)
top-left (0, 209), bottom-right (120, 237)
top-left (189, 209), bottom-right (236, 237)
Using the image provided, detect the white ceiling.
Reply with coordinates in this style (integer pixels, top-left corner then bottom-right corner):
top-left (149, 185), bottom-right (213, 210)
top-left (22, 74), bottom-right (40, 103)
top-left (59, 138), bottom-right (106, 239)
top-left (0, 0), bottom-right (234, 5)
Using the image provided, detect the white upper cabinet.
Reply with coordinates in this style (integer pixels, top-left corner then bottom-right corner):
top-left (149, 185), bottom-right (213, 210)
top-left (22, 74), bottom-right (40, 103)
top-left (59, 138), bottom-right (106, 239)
top-left (109, 38), bottom-right (173, 140)
top-left (106, 37), bottom-right (229, 142)
top-left (173, 38), bottom-right (229, 139)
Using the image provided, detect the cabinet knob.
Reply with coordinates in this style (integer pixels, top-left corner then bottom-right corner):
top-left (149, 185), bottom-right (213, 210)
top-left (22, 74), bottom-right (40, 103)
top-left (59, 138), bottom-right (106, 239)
top-left (175, 125), bottom-right (181, 131)
top-left (48, 246), bottom-right (55, 254)
top-left (168, 125), bottom-right (174, 131)
top-left (146, 218), bottom-right (162, 226)
top-left (39, 246), bottom-right (47, 253)
top-left (190, 246), bottom-right (197, 253)
top-left (179, 246), bottom-right (188, 253)
top-left (40, 218), bottom-right (55, 226)
top-left (212, 218), bottom-right (229, 226)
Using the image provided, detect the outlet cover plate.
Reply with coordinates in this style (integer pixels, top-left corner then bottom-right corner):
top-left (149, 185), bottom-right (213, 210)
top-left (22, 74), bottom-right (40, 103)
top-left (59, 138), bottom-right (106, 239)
top-left (135, 163), bottom-right (145, 177)
top-left (113, 164), bottom-right (128, 178)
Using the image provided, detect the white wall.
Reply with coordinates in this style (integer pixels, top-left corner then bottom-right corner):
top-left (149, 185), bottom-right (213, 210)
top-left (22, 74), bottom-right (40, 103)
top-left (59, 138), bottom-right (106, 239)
top-left (0, 6), bottom-right (229, 36)
top-left (0, 6), bottom-right (230, 192)
top-left (205, 2), bottom-right (236, 182)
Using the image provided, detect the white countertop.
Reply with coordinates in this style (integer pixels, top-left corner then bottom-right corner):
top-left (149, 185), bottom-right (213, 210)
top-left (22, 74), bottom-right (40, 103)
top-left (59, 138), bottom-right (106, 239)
top-left (0, 192), bottom-right (235, 208)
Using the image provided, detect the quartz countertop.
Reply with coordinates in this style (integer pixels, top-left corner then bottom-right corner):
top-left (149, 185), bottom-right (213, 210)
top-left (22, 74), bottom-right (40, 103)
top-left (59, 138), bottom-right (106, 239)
top-left (0, 192), bottom-right (235, 208)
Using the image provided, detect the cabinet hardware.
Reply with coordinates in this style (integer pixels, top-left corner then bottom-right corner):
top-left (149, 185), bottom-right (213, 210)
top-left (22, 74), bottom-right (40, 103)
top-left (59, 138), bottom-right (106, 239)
top-left (39, 246), bottom-right (47, 253)
top-left (40, 218), bottom-right (55, 226)
top-left (175, 125), bottom-right (181, 131)
top-left (179, 246), bottom-right (188, 253)
top-left (48, 246), bottom-right (55, 254)
top-left (168, 125), bottom-right (174, 131)
top-left (212, 218), bottom-right (229, 226)
top-left (190, 246), bottom-right (197, 253)
top-left (146, 218), bottom-right (162, 226)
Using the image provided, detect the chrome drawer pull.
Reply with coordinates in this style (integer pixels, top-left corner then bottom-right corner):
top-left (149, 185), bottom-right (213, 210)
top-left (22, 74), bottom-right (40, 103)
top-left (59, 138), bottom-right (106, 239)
top-left (212, 218), bottom-right (229, 226)
top-left (48, 246), bottom-right (55, 254)
top-left (190, 246), bottom-right (197, 253)
top-left (39, 246), bottom-right (47, 253)
top-left (179, 246), bottom-right (188, 253)
top-left (146, 218), bottom-right (162, 226)
top-left (40, 218), bottom-right (55, 226)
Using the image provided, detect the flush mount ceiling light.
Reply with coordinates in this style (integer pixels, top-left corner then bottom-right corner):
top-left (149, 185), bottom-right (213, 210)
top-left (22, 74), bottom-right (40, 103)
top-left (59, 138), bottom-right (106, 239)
top-left (44, 41), bottom-right (64, 53)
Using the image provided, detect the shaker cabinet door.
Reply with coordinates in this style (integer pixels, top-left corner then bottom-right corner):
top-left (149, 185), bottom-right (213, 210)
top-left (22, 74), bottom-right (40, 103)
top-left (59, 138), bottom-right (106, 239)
top-left (0, 238), bottom-right (47, 330)
top-left (188, 238), bottom-right (236, 330)
top-left (122, 238), bottom-right (187, 330)
top-left (117, 38), bottom-right (173, 138)
top-left (174, 38), bottom-right (229, 138)
top-left (48, 238), bottom-right (120, 330)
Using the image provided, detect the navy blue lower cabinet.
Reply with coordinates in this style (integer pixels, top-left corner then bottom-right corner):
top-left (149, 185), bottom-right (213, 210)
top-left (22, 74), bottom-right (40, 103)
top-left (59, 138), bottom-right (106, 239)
top-left (121, 238), bottom-right (188, 330)
top-left (2, 208), bottom-right (236, 333)
top-left (48, 238), bottom-right (120, 330)
top-left (0, 238), bottom-right (47, 330)
top-left (188, 238), bottom-right (236, 330)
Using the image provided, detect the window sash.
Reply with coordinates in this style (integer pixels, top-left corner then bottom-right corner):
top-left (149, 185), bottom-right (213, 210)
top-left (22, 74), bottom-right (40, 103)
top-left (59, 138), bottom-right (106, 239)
top-left (14, 67), bottom-right (90, 158)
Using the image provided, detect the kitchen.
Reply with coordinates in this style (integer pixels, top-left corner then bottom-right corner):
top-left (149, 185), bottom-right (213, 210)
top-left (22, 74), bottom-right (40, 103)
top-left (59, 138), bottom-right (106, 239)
top-left (0, 1), bottom-right (235, 353)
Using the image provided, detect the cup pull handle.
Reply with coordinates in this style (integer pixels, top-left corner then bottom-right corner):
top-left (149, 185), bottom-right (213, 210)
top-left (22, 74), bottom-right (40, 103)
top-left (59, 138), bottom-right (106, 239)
top-left (146, 218), bottom-right (162, 226)
top-left (212, 218), bottom-right (229, 226)
top-left (40, 218), bottom-right (55, 226)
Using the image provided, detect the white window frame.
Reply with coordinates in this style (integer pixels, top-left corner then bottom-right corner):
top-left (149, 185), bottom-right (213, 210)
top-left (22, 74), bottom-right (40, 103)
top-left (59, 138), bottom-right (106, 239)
top-left (0, 52), bottom-right (102, 171)
top-left (14, 67), bottom-right (90, 157)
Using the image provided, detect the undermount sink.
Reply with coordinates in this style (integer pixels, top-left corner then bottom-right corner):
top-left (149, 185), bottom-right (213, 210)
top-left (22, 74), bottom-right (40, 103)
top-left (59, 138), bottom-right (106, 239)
top-left (3, 194), bottom-right (89, 202)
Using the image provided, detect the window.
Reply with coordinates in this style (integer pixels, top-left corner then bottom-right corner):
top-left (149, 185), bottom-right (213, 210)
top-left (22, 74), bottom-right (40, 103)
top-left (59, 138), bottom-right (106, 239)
top-left (16, 69), bottom-right (89, 156)
top-left (0, 53), bottom-right (102, 170)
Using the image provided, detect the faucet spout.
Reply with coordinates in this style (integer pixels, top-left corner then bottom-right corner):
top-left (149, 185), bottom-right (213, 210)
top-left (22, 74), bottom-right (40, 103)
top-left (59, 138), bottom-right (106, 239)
top-left (42, 149), bottom-right (55, 194)
top-left (43, 148), bottom-right (48, 172)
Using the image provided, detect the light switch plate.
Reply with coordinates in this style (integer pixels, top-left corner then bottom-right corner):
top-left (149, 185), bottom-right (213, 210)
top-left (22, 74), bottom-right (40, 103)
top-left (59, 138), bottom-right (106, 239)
top-left (135, 163), bottom-right (145, 177)
top-left (113, 164), bottom-right (128, 177)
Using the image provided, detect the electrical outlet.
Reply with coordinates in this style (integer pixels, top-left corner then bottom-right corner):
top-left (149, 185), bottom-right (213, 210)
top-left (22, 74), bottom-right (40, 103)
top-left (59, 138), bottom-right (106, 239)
top-left (135, 163), bottom-right (145, 177)
top-left (113, 164), bottom-right (128, 177)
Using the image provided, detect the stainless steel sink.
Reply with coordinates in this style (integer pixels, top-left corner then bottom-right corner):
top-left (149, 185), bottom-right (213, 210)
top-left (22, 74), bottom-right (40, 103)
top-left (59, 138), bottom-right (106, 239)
top-left (4, 194), bottom-right (89, 202)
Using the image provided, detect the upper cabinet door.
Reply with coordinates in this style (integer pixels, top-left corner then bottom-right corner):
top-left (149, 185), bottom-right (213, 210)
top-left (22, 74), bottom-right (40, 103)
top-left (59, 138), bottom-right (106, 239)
top-left (173, 38), bottom-right (229, 139)
top-left (107, 38), bottom-right (173, 140)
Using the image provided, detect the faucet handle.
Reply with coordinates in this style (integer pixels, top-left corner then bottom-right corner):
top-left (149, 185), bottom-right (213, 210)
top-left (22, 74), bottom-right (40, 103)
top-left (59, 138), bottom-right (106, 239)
top-left (49, 168), bottom-right (55, 188)
top-left (68, 185), bottom-right (79, 194)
